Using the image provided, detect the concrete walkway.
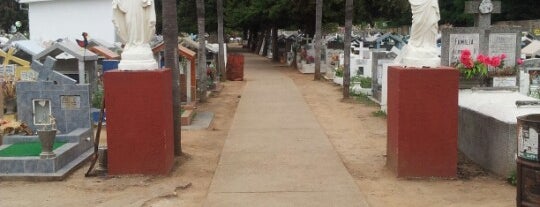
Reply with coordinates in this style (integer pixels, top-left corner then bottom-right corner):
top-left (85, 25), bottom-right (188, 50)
top-left (204, 52), bottom-right (369, 207)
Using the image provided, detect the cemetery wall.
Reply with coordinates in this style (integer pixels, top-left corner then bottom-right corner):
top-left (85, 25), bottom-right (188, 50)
top-left (26, 0), bottom-right (115, 43)
top-left (495, 19), bottom-right (540, 38)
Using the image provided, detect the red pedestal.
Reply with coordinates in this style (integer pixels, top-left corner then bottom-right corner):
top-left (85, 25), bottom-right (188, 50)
top-left (104, 69), bottom-right (174, 175)
top-left (387, 66), bottom-right (458, 178)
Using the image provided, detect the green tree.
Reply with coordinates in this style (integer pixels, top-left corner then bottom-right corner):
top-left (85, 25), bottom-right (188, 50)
top-left (0, 0), bottom-right (28, 34)
top-left (161, 0), bottom-right (182, 156)
top-left (314, 0), bottom-right (323, 80)
top-left (197, 0), bottom-right (208, 102)
top-left (343, 0), bottom-right (353, 99)
top-left (217, 0), bottom-right (226, 81)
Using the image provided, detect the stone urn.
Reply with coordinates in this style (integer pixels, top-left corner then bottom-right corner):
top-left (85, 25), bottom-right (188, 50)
top-left (38, 129), bottom-right (57, 159)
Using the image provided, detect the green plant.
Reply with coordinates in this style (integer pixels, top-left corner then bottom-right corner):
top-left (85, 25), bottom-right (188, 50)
top-left (352, 93), bottom-right (376, 106)
top-left (92, 88), bottom-right (104, 109)
top-left (372, 110), bottom-right (387, 118)
top-left (334, 66), bottom-right (344, 77)
top-left (360, 77), bottom-right (372, 88)
top-left (456, 49), bottom-right (517, 79)
top-left (351, 76), bottom-right (372, 88)
top-left (507, 170), bottom-right (517, 186)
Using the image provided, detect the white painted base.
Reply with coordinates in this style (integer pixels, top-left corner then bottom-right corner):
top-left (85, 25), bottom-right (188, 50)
top-left (351, 84), bottom-right (372, 95)
top-left (333, 76), bottom-right (343, 86)
top-left (119, 45), bottom-right (158, 70)
top-left (492, 76), bottom-right (517, 87)
top-left (298, 62), bottom-right (328, 74)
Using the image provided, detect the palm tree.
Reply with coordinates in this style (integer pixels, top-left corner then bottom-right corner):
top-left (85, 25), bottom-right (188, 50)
top-left (197, 0), bottom-right (208, 102)
top-left (314, 0), bottom-right (323, 80)
top-left (217, 0), bottom-right (226, 81)
top-left (343, 0), bottom-right (353, 98)
top-left (162, 0), bottom-right (181, 155)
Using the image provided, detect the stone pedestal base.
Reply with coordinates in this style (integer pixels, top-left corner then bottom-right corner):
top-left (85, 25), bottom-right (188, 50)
top-left (118, 45), bottom-right (158, 70)
top-left (104, 69), bottom-right (174, 175)
top-left (387, 66), bottom-right (458, 177)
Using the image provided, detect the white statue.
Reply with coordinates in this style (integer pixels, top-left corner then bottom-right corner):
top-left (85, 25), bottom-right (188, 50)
top-left (395, 0), bottom-right (441, 68)
top-left (112, 0), bottom-right (158, 70)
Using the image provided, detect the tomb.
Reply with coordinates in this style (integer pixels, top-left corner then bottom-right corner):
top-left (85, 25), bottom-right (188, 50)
top-left (33, 41), bottom-right (99, 93)
top-left (0, 57), bottom-right (93, 180)
top-left (440, 0), bottom-right (533, 176)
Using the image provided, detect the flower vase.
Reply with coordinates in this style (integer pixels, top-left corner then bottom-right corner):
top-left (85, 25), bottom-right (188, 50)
top-left (459, 76), bottom-right (487, 89)
top-left (38, 130), bottom-right (57, 159)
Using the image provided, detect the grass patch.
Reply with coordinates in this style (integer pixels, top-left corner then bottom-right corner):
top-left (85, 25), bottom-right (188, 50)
top-left (507, 170), bottom-right (517, 186)
top-left (372, 110), bottom-right (387, 118)
top-left (351, 93), bottom-right (376, 106)
top-left (0, 141), bottom-right (66, 157)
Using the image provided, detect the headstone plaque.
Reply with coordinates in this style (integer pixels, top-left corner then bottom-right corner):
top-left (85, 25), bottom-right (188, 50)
top-left (489, 33), bottom-right (517, 67)
top-left (60, 95), bottom-right (81, 110)
top-left (448, 33), bottom-right (481, 66)
top-left (441, 27), bottom-right (484, 67)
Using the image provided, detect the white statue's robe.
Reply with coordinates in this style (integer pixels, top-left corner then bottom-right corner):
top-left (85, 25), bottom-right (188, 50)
top-left (409, 0), bottom-right (440, 49)
top-left (113, 0), bottom-right (158, 70)
top-left (395, 0), bottom-right (441, 68)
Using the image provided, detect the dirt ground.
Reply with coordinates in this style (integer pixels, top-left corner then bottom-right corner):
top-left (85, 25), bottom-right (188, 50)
top-left (0, 51), bottom-right (515, 207)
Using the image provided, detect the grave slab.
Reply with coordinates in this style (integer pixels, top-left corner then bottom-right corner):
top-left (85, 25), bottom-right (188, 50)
top-left (458, 90), bottom-right (540, 176)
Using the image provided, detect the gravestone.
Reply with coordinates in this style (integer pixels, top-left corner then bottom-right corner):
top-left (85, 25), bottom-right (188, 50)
top-left (464, 0), bottom-right (501, 28)
top-left (16, 57), bottom-right (91, 133)
top-left (442, 0), bottom-right (520, 86)
top-left (0, 56), bottom-right (94, 180)
top-left (371, 52), bottom-right (397, 104)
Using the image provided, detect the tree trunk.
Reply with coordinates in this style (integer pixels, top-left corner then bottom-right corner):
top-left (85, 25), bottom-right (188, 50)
top-left (261, 28), bottom-right (270, 56)
top-left (196, 0), bottom-right (208, 102)
top-left (162, 0), bottom-right (181, 155)
top-left (343, 0), bottom-right (353, 98)
top-left (314, 0), bottom-right (323, 80)
top-left (217, 0), bottom-right (226, 81)
top-left (272, 26), bottom-right (279, 62)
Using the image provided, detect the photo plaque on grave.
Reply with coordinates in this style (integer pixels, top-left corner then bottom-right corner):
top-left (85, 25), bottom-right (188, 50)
top-left (33, 99), bottom-right (51, 125)
top-left (60, 95), bottom-right (81, 110)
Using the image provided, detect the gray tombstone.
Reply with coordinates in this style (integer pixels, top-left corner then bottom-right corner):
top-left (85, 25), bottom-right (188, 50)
top-left (441, 28), bottom-right (483, 67)
top-left (16, 57), bottom-right (91, 133)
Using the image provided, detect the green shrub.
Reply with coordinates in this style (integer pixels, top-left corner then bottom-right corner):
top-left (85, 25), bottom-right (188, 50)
top-left (92, 88), bottom-right (104, 109)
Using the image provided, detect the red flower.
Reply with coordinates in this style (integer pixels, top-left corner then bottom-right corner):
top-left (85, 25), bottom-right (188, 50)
top-left (517, 58), bottom-right (524, 65)
top-left (461, 49), bottom-right (471, 57)
top-left (477, 54), bottom-right (487, 64)
top-left (490, 56), bottom-right (502, 67)
top-left (500, 53), bottom-right (507, 60)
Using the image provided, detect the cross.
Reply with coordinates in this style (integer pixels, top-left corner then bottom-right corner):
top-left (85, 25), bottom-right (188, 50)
top-left (33, 56), bottom-right (56, 81)
top-left (32, 56), bottom-right (77, 85)
top-left (464, 0), bottom-right (501, 28)
top-left (0, 48), bottom-right (30, 68)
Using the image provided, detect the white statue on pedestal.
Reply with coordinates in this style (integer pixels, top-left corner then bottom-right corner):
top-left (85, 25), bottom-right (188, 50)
top-left (395, 0), bottom-right (441, 68)
top-left (112, 0), bottom-right (158, 70)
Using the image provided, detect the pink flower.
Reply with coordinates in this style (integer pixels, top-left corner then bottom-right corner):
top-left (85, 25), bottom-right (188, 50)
top-left (490, 56), bottom-right (502, 67)
top-left (476, 54), bottom-right (489, 64)
top-left (517, 58), bottom-right (524, 65)
top-left (500, 53), bottom-right (507, 60)
top-left (461, 49), bottom-right (471, 57)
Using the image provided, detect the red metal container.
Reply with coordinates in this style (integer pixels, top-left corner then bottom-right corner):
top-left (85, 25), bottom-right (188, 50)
top-left (226, 53), bottom-right (244, 81)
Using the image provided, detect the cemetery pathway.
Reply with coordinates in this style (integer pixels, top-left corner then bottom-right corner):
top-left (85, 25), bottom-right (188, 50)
top-left (203, 52), bottom-right (369, 207)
